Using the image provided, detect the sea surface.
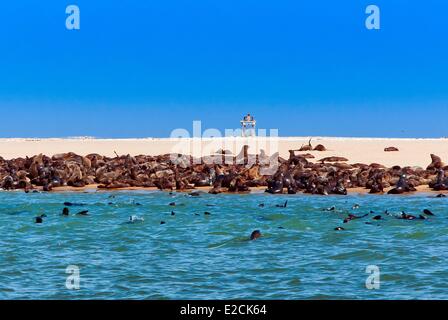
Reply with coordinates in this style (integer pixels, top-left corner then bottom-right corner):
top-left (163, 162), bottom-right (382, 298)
top-left (0, 190), bottom-right (447, 300)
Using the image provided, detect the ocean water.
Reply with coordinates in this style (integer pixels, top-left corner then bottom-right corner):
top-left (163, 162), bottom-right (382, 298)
top-left (0, 190), bottom-right (447, 300)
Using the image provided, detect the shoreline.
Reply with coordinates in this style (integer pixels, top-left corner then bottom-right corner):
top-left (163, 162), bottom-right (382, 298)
top-left (4, 184), bottom-right (445, 196)
top-left (1, 140), bottom-right (447, 196)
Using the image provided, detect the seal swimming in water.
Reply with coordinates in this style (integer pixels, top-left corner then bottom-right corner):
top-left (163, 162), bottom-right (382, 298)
top-left (250, 230), bottom-right (262, 240)
top-left (76, 210), bottom-right (89, 216)
top-left (276, 201), bottom-right (288, 208)
top-left (398, 212), bottom-right (416, 220)
top-left (63, 202), bottom-right (86, 207)
top-left (397, 212), bottom-right (426, 220)
top-left (34, 214), bottom-right (47, 223)
top-left (334, 227), bottom-right (344, 231)
top-left (423, 209), bottom-right (435, 216)
top-left (343, 213), bottom-right (369, 223)
top-left (62, 207), bottom-right (70, 216)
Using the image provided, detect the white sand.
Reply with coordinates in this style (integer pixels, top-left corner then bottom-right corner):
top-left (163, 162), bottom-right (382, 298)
top-left (0, 137), bottom-right (446, 168)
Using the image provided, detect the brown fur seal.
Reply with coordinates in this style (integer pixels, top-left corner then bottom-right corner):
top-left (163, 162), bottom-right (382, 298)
top-left (387, 175), bottom-right (416, 194)
top-left (250, 230), bottom-right (262, 240)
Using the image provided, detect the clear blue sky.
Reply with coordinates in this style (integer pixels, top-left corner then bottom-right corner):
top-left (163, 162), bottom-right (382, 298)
top-left (0, 0), bottom-right (447, 138)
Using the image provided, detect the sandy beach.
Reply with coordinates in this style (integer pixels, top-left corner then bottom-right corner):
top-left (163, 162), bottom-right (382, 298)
top-left (48, 184), bottom-right (447, 195)
top-left (0, 137), bottom-right (446, 168)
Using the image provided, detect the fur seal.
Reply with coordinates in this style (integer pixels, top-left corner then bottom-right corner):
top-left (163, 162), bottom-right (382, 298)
top-left (34, 214), bottom-right (46, 223)
top-left (314, 144), bottom-right (327, 151)
top-left (276, 201), bottom-right (288, 208)
top-left (430, 169), bottom-right (448, 191)
top-left (387, 175), bottom-right (416, 194)
top-left (76, 210), bottom-right (89, 216)
top-left (64, 202), bottom-right (86, 207)
top-left (398, 212), bottom-right (425, 220)
top-left (331, 180), bottom-right (347, 195)
top-left (62, 207), bottom-right (70, 216)
top-left (343, 213), bottom-right (369, 223)
top-left (427, 154), bottom-right (445, 171)
top-left (299, 139), bottom-right (313, 151)
top-left (265, 178), bottom-right (284, 194)
top-left (423, 209), bottom-right (435, 216)
top-left (319, 156), bottom-right (349, 163)
top-left (250, 230), bottom-right (262, 240)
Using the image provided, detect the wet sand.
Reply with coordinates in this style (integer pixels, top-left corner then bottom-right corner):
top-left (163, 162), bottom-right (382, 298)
top-left (47, 184), bottom-right (447, 196)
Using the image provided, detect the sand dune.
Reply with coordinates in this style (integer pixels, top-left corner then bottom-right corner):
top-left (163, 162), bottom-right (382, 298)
top-left (0, 137), bottom-right (446, 168)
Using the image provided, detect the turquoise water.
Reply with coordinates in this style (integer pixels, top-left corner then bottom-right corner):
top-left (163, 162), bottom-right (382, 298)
top-left (0, 190), bottom-right (447, 300)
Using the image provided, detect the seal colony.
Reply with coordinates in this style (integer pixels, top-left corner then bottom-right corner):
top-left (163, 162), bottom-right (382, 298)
top-left (0, 147), bottom-right (447, 195)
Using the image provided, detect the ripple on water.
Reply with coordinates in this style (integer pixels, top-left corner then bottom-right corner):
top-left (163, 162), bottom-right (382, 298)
top-left (0, 191), bottom-right (447, 299)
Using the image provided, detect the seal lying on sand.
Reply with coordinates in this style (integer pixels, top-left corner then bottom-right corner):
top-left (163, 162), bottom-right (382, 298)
top-left (0, 150), bottom-right (444, 195)
top-left (430, 169), bottom-right (448, 191)
top-left (387, 175), bottom-right (416, 194)
top-left (265, 177), bottom-right (284, 194)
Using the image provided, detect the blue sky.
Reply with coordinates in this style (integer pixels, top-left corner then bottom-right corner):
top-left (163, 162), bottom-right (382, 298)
top-left (0, 0), bottom-right (447, 138)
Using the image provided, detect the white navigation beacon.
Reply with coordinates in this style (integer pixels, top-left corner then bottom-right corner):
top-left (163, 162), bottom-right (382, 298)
top-left (240, 113), bottom-right (256, 137)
